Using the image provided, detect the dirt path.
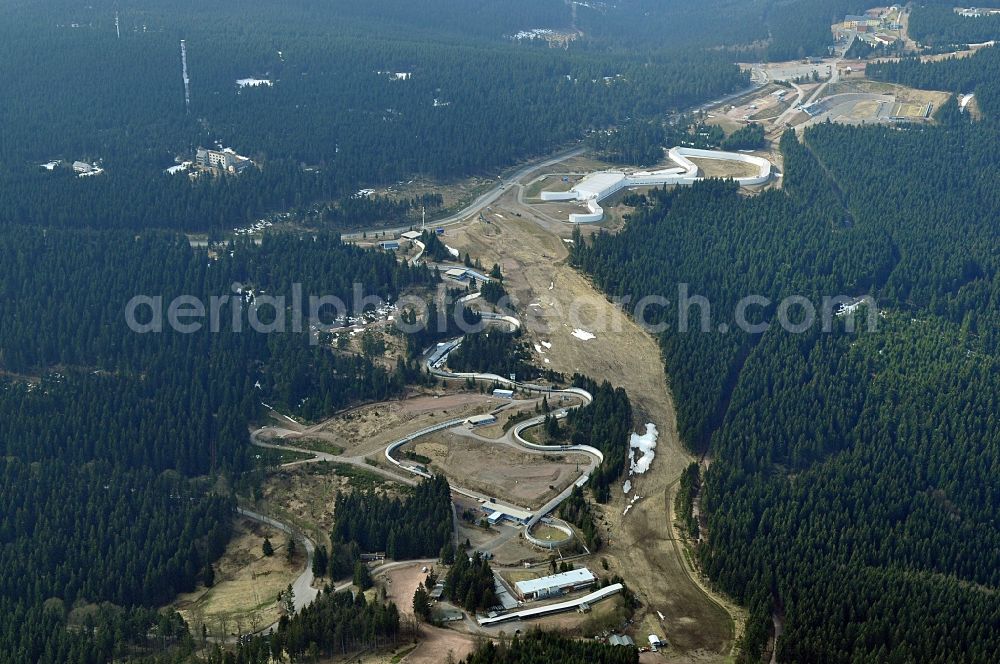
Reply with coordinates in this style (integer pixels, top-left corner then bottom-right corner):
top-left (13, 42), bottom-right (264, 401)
top-left (442, 187), bottom-right (740, 659)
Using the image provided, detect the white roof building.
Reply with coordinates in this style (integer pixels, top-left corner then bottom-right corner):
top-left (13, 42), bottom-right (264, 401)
top-left (480, 501), bottom-right (533, 523)
top-left (514, 568), bottom-right (597, 600)
top-left (401, 230), bottom-right (422, 240)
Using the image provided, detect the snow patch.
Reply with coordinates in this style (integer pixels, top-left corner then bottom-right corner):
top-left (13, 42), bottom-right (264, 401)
top-left (237, 78), bottom-right (273, 88)
top-left (165, 161), bottom-right (192, 175)
top-left (623, 479), bottom-right (632, 495)
top-left (445, 244), bottom-right (460, 258)
top-left (572, 328), bottom-right (596, 341)
top-left (628, 423), bottom-right (658, 475)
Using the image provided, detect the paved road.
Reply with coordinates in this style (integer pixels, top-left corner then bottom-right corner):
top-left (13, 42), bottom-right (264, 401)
top-left (251, 426), bottom-right (418, 486)
top-left (341, 145), bottom-right (587, 242)
top-left (236, 508), bottom-right (318, 613)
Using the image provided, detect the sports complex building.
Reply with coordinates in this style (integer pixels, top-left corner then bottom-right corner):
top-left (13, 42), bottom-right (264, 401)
top-left (541, 147), bottom-right (772, 223)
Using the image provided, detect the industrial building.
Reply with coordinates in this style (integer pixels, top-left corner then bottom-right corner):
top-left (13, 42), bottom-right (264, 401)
top-left (608, 635), bottom-right (635, 647)
top-left (513, 567), bottom-right (597, 601)
top-left (196, 147), bottom-right (253, 174)
top-left (445, 267), bottom-right (470, 280)
top-left (541, 147), bottom-right (772, 223)
top-left (379, 240), bottom-right (400, 250)
top-left (466, 414), bottom-right (497, 427)
top-left (481, 501), bottom-right (533, 525)
top-left (492, 388), bottom-right (514, 399)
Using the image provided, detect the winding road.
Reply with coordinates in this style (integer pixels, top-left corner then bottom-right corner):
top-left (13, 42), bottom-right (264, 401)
top-left (340, 146), bottom-right (587, 242)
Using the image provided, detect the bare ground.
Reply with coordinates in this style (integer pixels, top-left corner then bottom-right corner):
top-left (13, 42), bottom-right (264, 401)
top-left (312, 392), bottom-right (503, 459)
top-left (689, 157), bottom-right (761, 179)
top-left (443, 185), bottom-right (740, 659)
top-left (410, 431), bottom-right (589, 509)
top-left (382, 563), bottom-right (478, 664)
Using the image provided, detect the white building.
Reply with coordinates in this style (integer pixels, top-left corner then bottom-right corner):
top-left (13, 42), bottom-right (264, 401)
top-left (196, 147), bottom-right (253, 174)
top-left (514, 568), bottom-right (597, 601)
top-left (481, 501), bottom-right (533, 525)
top-left (541, 147), bottom-right (772, 223)
top-left (466, 414), bottom-right (497, 427)
top-left (492, 389), bottom-right (514, 399)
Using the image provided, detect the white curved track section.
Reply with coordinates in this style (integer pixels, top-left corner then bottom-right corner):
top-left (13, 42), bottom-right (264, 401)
top-left (382, 324), bottom-right (601, 549)
top-left (541, 146), bottom-right (773, 223)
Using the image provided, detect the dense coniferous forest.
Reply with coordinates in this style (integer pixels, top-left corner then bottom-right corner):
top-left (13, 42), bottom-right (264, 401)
top-left (907, 3), bottom-right (1000, 46)
top-left (868, 43), bottom-right (1000, 116)
top-left (721, 123), bottom-right (766, 151)
top-left (0, 0), bottom-right (894, 233)
top-left (573, 51), bottom-right (1000, 658)
top-left (202, 587), bottom-right (401, 663)
top-left (559, 486), bottom-right (603, 551)
top-left (7, 1), bottom-right (1000, 662)
top-left (0, 227), bottom-right (436, 661)
top-left (447, 331), bottom-right (537, 379)
top-left (563, 377), bottom-right (634, 503)
top-left (330, 476), bottom-right (453, 562)
top-left (0, 1), bottom-right (749, 231)
top-left (460, 631), bottom-right (637, 664)
top-left (444, 551), bottom-right (499, 612)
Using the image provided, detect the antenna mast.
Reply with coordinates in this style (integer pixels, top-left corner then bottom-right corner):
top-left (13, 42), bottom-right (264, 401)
top-left (180, 40), bottom-right (191, 114)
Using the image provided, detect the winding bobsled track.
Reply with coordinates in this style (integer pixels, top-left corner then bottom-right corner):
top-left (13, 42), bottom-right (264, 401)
top-left (541, 146), bottom-right (773, 223)
top-left (383, 320), bottom-right (603, 549)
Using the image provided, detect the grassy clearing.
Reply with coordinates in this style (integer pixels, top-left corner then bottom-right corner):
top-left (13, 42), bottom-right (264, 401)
top-left (525, 175), bottom-right (578, 200)
top-left (286, 437), bottom-right (345, 456)
top-left (254, 446), bottom-right (314, 466)
top-left (170, 518), bottom-right (300, 639)
top-left (501, 569), bottom-right (543, 584)
top-left (390, 645), bottom-right (418, 663)
top-left (531, 523), bottom-right (570, 542)
top-left (261, 460), bottom-right (397, 545)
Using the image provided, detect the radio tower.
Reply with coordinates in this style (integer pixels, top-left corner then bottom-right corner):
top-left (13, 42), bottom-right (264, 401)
top-left (180, 40), bottom-right (191, 113)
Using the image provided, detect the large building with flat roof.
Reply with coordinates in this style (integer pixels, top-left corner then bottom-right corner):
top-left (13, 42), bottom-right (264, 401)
top-left (481, 501), bottom-right (533, 525)
top-left (514, 567), bottom-right (597, 601)
top-left (466, 414), bottom-right (497, 427)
